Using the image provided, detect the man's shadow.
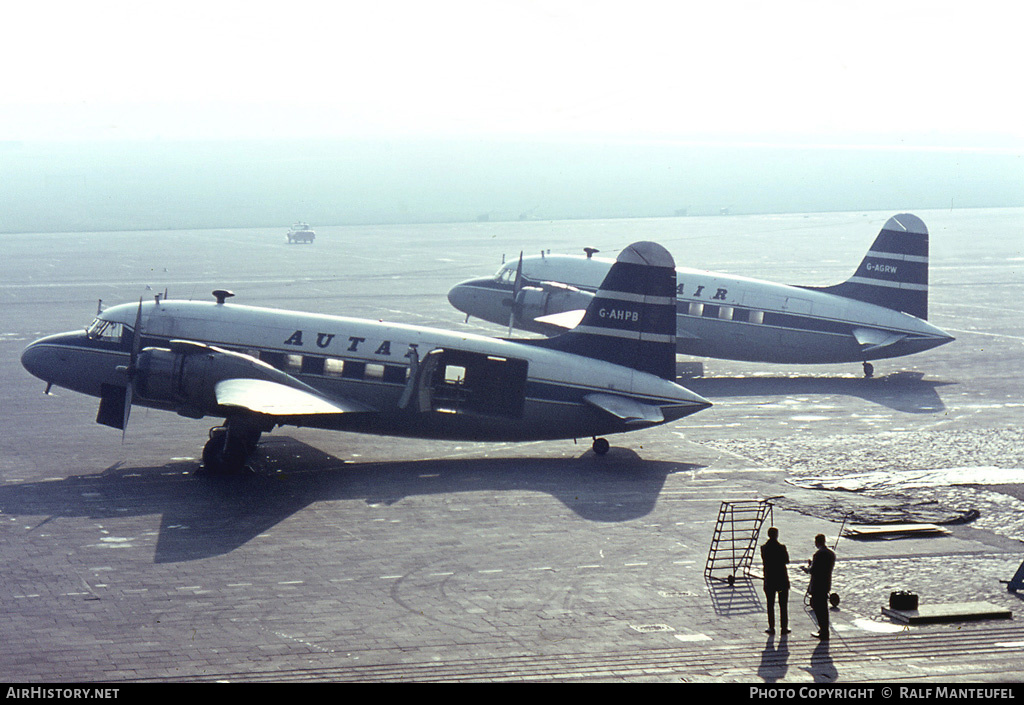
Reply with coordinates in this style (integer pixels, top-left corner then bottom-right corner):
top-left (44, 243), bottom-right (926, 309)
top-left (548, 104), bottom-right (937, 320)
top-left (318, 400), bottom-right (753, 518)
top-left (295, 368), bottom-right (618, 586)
top-left (807, 639), bottom-right (837, 682)
top-left (757, 635), bottom-right (790, 682)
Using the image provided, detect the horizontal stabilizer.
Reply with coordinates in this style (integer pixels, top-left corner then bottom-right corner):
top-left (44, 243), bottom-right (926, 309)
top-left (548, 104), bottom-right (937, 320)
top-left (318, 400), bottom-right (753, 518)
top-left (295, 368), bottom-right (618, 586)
top-left (533, 309), bottom-right (586, 329)
top-left (584, 392), bottom-right (665, 427)
top-left (852, 327), bottom-right (907, 353)
top-left (215, 378), bottom-right (374, 417)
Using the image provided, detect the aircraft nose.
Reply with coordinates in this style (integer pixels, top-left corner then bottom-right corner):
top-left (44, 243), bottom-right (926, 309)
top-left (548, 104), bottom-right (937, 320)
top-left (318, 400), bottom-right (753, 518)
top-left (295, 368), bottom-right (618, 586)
top-left (21, 336), bottom-right (56, 382)
top-left (447, 278), bottom-right (486, 315)
top-left (21, 332), bottom-right (85, 385)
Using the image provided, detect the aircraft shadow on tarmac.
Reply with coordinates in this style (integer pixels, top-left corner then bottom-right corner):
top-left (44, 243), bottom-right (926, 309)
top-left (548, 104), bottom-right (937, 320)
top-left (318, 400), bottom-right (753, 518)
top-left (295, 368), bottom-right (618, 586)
top-left (683, 371), bottom-right (954, 414)
top-left (0, 437), bottom-right (703, 564)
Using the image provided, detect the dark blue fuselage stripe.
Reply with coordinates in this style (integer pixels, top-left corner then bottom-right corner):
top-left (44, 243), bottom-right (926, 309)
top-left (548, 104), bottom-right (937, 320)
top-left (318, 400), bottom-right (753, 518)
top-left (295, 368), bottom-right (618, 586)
top-left (525, 377), bottom-right (681, 407)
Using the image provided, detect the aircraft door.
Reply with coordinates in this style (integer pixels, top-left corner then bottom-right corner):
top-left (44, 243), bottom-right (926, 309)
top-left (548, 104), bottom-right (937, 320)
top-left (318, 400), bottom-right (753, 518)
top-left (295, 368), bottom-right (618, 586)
top-left (414, 348), bottom-right (443, 413)
top-left (411, 348), bottom-right (528, 419)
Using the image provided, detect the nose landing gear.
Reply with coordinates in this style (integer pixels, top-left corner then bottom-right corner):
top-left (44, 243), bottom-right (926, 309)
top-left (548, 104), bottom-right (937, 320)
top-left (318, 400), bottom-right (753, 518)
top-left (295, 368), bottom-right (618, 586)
top-left (862, 361), bottom-right (874, 378)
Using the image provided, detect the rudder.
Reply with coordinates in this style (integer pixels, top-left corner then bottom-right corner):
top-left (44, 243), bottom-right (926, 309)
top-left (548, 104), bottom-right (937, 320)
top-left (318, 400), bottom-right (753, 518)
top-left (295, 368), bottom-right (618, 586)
top-left (813, 214), bottom-right (929, 319)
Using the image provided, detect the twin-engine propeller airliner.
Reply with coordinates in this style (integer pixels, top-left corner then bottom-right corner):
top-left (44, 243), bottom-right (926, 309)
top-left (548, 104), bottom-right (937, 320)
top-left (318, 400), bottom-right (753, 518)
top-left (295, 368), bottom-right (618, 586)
top-left (447, 214), bottom-right (954, 377)
top-left (21, 241), bottom-right (710, 473)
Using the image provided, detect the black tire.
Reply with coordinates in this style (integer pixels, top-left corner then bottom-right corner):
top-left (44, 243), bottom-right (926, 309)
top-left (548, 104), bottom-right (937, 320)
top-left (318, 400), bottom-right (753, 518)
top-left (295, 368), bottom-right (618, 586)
top-left (201, 428), bottom-right (248, 474)
top-left (592, 437), bottom-right (610, 455)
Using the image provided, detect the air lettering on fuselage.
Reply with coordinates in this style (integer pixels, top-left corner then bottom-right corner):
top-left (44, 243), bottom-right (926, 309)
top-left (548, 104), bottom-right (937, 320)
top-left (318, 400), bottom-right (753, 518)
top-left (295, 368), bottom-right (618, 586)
top-left (675, 283), bottom-right (729, 301)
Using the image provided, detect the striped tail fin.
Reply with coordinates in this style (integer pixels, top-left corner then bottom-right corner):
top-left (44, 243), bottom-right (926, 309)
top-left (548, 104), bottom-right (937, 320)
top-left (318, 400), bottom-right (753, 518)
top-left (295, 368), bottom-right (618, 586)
top-left (529, 241), bottom-right (678, 379)
top-left (813, 214), bottom-right (930, 320)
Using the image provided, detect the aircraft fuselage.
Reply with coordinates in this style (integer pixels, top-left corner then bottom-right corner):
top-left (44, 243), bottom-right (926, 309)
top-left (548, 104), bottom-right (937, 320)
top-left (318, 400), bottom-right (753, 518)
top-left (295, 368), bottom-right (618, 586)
top-left (448, 257), bottom-right (953, 365)
top-left (22, 298), bottom-right (709, 443)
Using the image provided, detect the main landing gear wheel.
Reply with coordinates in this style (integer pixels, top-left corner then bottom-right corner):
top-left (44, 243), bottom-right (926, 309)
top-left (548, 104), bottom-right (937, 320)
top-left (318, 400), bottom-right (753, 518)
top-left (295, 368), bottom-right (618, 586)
top-left (592, 437), bottom-right (610, 455)
top-left (862, 362), bottom-right (874, 378)
top-left (201, 426), bottom-right (261, 475)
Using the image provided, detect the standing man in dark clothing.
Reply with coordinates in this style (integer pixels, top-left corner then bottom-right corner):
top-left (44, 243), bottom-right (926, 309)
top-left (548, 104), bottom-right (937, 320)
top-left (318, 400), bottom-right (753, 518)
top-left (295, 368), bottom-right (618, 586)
top-left (808, 533), bottom-right (836, 640)
top-left (760, 527), bottom-right (790, 635)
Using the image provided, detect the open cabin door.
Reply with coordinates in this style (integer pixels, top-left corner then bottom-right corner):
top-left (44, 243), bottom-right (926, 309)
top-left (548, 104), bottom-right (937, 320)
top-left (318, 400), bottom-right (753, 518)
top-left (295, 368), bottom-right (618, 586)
top-left (412, 348), bottom-right (528, 419)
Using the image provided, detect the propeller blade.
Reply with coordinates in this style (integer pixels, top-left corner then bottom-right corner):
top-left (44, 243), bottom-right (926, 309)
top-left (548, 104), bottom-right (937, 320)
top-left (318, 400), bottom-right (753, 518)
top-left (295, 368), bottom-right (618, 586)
top-left (508, 251), bottom-right (523, 335)
top-left (122, 297), bottom-right (144, 441)
top-left (121, 383), bottom-right (133, 443)
top-left (130, 298), bottom-right (143, 367)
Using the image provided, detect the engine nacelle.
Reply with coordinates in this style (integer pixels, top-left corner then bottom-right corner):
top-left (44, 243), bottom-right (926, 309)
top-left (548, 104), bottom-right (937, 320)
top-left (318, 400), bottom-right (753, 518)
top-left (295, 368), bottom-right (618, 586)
top-left (135, 347), bottom-right (184, 405)
top-left (517, 284), bottom-right (593, 323)
top-left (516, 287), bottom-right (550, 321)
top-left (133, 343), bottom-right (296, 418)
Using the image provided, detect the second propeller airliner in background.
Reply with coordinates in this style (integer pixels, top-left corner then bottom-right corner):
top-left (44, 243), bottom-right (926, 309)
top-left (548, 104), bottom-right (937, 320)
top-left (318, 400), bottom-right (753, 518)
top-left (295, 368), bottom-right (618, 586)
top-left (447, 214), bottom-right (954, 377)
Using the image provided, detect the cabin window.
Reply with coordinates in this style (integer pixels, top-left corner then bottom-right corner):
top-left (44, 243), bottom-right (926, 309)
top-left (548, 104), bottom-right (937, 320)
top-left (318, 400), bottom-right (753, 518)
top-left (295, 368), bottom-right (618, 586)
top-left (365, 363), bottom-right (385, 380)
top-left (261, 351), bottom-right (287, 369)
top-left (382, 365), bottom-right (408, 384)
top-left (301, 356), bottom-right (325, 375)
top-left (342, 361), bottom-right (366, 379)
top-left (718, 306), bottom-right (733, 320)
top-left (701, 305), bottom-right (719, 319)
top-left (444, 365), bottom-right (467, 384)
top-left (324, 358), bottom-right (345, 376)
top-left (260, 351), bottom-right (302, 372)
top-left (688, 302), bottom-right (703, 316)
top-left (750, 310), bottom-right (764, 324)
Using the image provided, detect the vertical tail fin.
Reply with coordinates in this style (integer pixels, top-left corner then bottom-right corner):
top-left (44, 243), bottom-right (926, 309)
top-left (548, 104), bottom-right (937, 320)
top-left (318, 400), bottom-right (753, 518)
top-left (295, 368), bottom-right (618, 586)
top-left (814, 214), bottom-right (930, 319)
top-left (530, 241), bottom-right (677, 379)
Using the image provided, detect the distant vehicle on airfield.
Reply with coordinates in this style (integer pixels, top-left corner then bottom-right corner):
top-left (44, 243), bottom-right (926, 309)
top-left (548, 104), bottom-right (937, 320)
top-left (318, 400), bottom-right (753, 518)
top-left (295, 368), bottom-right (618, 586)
top-left (286, 222), bottom-right (316, 244)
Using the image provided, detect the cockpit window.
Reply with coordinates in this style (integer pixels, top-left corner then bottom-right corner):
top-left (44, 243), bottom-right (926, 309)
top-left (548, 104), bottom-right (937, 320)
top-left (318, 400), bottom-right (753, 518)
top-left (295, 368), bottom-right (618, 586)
top-left (86, 318), bottom-right (127, 342)
top-left (494, 266), bottom-right (517, 284)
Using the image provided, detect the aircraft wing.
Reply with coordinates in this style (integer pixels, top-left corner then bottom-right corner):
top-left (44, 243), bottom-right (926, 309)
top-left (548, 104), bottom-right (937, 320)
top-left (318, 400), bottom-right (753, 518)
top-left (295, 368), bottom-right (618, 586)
top-left (584, 392), bottom-right (665, 427)
top-left (215, 378), bottom-right (375, 417)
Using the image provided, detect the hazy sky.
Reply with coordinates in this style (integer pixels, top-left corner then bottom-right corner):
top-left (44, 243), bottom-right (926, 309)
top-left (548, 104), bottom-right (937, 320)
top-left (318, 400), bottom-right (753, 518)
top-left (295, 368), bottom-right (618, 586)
top-left (2, 0), bottom-right (1022, 147)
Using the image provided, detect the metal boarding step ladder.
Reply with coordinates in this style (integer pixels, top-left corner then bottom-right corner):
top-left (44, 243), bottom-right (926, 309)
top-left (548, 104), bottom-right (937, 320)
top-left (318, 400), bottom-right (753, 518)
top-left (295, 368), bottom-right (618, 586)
top-left (705, 499), bottom-right (774, 584)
